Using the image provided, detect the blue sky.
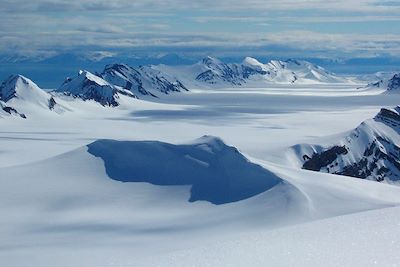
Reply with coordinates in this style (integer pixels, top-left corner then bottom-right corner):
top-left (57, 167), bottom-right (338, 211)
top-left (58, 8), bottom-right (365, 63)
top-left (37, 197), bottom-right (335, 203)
top-left (1, 0), bottom-right (400, 60)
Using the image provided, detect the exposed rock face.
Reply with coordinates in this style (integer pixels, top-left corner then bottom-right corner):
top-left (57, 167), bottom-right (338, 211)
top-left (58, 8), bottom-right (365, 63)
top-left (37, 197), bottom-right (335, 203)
top-left (0, 102), bottom-right (26, 118)
top-left (297, 106), bottom-right (400, 182)
top-left (48, 97), bottom-right (57, 110)
top-left (302, 146), bottom-right (348, 172)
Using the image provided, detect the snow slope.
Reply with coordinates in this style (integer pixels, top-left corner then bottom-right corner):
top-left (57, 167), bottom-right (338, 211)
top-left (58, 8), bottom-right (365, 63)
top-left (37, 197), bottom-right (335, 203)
top-left (291, 106), bottom-right (400, 182)
top-left (0, 74), bottom-right (61, 117)
top-left (1, 80), bottom-right (400, 266)
top-left (2, 136), bottom-right (400, 266)
top-left (139, 205), bottom-right (400, 267)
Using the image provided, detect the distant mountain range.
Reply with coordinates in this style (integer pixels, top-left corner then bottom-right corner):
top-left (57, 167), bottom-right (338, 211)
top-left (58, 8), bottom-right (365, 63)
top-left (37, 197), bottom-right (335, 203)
top-left (2, 53), bottom-right (399, 88)
top-left (0, 56), bottom-right (393, 118)
top-left (148, 56), bottom-right (352, 88)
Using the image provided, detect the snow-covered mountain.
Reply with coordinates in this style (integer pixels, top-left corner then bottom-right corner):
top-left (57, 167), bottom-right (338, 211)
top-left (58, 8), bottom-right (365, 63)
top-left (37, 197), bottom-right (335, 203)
top-left (155, 56), bottom-right (350, 88)
top-left (291, 106), bottom-right (400, 182)
top-left (276, 59), bottom-right (346, 83)
top-left (57, 70), bottom-right (136, 106)
top-left (100, 64), bottom-right (155, 97)
top-left (53, 57), bottom-right (352, 101)
top-left (0, 74), bottom-right (60, 118)
top-left (387, 73), bottom-right (400, 92)
top-left (362, 72), bottom-right (400, 94)
top-left (100, 63), bottom-right (187, 98)
top-left (194, 56), bottom-right (247, 85)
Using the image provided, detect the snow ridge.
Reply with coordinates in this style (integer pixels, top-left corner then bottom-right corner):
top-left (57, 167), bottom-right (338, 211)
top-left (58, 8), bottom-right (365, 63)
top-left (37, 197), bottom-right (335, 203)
top-left (57, 70), bottom-right (136, 106)
top-left (0, 74), bottom-right (59, 117)
top-left (162, 56), bottom-right (349, 87)
top-left (292, 106), bottom-right (400, 182)
top-left (101, 63), bottom-right (187, 98)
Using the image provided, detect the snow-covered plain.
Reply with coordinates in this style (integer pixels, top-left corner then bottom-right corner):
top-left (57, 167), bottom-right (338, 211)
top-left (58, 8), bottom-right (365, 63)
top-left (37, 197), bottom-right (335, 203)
top-left (1, 82), bottom-right (400, 266)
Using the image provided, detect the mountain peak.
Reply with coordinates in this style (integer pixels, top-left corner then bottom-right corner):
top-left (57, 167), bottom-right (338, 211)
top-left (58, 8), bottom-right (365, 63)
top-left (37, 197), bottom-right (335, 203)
top-left (201, 56), bottom-right (222, 66)
top-left (103, 63), bottom-right (131, 73)
top-left (242, 57), bottom-right (263, 67)
top-left (57, 70), bottom-right (120, 106)
top-left (0, 74), bottom-right (60, 116)
top-left (387, 73), bottom-right (400, 92)
top-left (191, 135), bottom-right (227, 150)
top-left (77, 70), bottom-right (109, 86)
top-left (0, 74), bottom-right (45, 102)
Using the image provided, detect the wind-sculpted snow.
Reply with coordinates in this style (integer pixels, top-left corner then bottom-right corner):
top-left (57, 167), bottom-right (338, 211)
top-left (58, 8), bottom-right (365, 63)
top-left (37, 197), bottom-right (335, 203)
top-left (87, 135), bottom-right (282, 204)
top-left (293, 106), bottom-right (400, 182)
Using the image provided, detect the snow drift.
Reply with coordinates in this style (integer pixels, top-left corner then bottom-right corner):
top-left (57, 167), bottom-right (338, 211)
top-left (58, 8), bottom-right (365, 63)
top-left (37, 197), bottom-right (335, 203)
top-left (88, 135), bottom-right (282, 204)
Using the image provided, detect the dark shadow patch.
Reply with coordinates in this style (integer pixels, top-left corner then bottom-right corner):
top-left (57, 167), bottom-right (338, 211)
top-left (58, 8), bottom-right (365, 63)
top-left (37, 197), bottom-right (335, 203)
top-left (87, 136), bottom-right (281, 205)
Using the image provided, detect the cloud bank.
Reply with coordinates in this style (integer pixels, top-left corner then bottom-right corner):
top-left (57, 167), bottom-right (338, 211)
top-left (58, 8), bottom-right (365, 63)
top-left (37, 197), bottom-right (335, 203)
top-left (0, 0), bottom-right (399, 59)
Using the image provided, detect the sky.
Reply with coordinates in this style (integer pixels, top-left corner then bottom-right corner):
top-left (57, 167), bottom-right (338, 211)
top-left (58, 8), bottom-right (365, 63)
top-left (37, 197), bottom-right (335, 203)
top-left (0, 0), bottom-right (400, 61)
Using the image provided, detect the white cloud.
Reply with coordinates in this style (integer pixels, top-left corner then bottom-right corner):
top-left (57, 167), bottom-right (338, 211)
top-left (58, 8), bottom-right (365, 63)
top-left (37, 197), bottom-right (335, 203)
top-left (1, 30), bottom-right (400, 58)
top-left (1, 0), bottom-right (399, 13)
top-left (0, 0), bottom-right (399, 59)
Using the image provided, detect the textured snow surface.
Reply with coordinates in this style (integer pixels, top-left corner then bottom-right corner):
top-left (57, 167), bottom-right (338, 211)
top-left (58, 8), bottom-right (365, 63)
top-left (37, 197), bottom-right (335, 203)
top-left (1, 80), bottom-right (400, 266)
top-left (140, 206), bottom-right (400, 267)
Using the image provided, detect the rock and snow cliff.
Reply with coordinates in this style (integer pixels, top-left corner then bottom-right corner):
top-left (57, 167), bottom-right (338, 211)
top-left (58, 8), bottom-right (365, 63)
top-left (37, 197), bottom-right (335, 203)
top-left (292, 106), bottom-right (400, 182)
